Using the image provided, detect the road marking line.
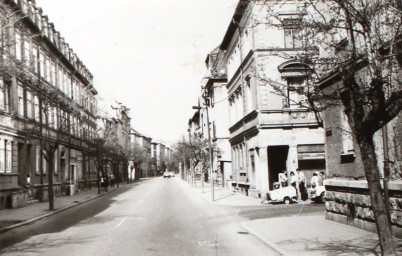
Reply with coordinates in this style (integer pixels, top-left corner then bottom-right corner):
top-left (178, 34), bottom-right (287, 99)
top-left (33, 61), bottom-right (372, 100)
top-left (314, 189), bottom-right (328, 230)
top-left (115, 217), bottom-right (127, 229)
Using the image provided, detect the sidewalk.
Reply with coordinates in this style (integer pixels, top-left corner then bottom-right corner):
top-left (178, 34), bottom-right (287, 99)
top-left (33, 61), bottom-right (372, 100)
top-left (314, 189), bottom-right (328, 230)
top-left (182, 179), bottom-right (263, 206)
top-left (0, 184), bottom-right (127, 233)
top-left (180, 178), bottom-right (402, 256)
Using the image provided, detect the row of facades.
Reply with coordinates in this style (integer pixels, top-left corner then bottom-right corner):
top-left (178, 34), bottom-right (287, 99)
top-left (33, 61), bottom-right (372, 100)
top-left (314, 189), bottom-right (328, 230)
top-left (0, 0), bottom-right (172, 210)
top-left (188, 0), bottom-right (402, 236)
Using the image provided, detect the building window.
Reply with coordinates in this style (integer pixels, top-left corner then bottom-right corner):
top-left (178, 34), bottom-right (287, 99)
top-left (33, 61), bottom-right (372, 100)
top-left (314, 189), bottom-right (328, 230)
top-left (18, 85), bottom-right (24, 116)
top-left (50, 60), bottom-right (56, 85)
top-left (45, 55), bottom-right (50, 81)
top-left (34, 95), bottom-right (39, 122)
top-left (283, 18), bottom-right (302, 49)
top-left (54, 107), bottom-right (58, 128)
top-left (285, 77), bottom-right (305, 109)
top-left (245, 76), bottom-right (253, 113)
top-left (42, 150), bottom-right (47, 174)
top-left (341, 108), bottom-right (354, 154)
top-left (49, 107), bottom-right (55, 128)
top-left (0, 140), bottom-right (4, 172)
top-left (32, 44), bottom-right (38, 72)
top-left (35, 145), bottom-right (40, 174)
top-left (5, 141), bottom-right (11, 172)
top-left (23, 39), bottom-right (30, 63)
top-left (15, 31), bottom-right (22, 60)
top-left (0, 79), bottom-right (9, 112)
top-left (54, 148), bottom-right (58, 174)
top-left (39, 51), bottom-right (45, 77)
top-left (26, 91), bottom-right (33, 119)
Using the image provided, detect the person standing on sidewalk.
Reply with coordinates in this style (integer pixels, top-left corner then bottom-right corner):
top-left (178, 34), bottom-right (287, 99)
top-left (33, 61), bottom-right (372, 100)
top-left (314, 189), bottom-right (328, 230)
top-left (278, 170), bottom-right (288, 187)
top-left (311, 171), bottom-right (320, 189)
top-left (26, 174), bottom-right (32, 198)
top-left (289, 171), bottom-right (298, 196)
top-left (297, 168), bottom-right (308, 201)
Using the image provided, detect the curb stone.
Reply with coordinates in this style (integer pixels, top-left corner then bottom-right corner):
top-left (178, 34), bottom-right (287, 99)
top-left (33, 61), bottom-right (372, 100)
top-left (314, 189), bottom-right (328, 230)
top-left (241, 222), bottom-right (289, 256)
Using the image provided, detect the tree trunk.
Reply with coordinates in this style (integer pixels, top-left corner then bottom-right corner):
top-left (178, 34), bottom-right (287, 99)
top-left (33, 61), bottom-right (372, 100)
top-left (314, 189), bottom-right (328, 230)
top-left (48, 157), bottom-right (54, 211)
top-left (358, 134), bottom-right (396, 256)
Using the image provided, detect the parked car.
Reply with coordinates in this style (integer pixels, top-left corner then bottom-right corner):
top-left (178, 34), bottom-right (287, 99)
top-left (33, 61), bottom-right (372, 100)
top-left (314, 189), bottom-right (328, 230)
top-left (267, 185), bottom-right (297, 204)
top-left (310, 185), bottom-right (325, 203)
top-left (163, 172), bottom-right (171, 178)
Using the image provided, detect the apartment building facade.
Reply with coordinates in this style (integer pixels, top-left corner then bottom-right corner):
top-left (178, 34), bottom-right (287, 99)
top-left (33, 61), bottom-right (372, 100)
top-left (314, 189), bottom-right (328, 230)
top-left (130, 128), bottom-right (152, 178)
top-left (0, 0), bottom-right (97, 208)
top-left (203, 47), bottom-right (232, 188)
top-left (221, 0), bottom-right (325, 197)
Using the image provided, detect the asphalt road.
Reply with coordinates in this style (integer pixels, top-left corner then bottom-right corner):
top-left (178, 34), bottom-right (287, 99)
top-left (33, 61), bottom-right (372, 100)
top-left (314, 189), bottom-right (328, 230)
top-left (0, 178), bottom-right (279, 256)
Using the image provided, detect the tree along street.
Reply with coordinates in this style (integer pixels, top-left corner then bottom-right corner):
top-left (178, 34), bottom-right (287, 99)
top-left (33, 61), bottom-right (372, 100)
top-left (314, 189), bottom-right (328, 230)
top-left (0, 178), bottom-right (286, 256)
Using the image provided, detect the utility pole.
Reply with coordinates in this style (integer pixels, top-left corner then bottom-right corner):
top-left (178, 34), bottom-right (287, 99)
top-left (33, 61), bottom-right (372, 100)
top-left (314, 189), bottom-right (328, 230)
top-left (202, 90), bottom-right (214, 202)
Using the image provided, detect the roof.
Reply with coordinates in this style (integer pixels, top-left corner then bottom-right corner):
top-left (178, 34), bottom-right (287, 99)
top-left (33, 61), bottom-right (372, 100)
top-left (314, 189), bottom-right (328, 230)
top-left (220, 0), bottom-right (250, 51)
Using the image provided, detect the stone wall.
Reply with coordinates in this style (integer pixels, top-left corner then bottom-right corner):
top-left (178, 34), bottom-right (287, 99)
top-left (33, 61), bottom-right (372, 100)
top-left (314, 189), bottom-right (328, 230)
top-left (325, 179), bottom-right (402, 238)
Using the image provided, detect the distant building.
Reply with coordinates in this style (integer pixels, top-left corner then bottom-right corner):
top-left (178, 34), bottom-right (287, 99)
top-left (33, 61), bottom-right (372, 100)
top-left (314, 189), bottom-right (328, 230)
top-left (130, 128), bottom-right (152, 178)
top-left (97, 102), bottom-right (131, 183)
top-left (202, 47), bottom-right (232, 188)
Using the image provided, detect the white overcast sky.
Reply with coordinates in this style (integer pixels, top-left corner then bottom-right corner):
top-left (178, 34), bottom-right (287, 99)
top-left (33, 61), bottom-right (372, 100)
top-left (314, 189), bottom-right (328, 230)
top-left (35, 0), bottom-right (238, 145)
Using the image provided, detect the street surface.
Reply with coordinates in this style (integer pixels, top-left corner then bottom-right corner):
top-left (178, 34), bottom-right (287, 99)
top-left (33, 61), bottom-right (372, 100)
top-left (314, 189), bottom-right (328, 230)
top-left (0, 178), bottom-right (285, 256)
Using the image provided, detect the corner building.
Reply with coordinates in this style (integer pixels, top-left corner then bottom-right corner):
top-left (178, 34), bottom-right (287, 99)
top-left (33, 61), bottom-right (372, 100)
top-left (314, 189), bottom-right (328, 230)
top-left (221, 0), bottom-right (326, 197)
top-left (0, 0), bottom-right (97, 208)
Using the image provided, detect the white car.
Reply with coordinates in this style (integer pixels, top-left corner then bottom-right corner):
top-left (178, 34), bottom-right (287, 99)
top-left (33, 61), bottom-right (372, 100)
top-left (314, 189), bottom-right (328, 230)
top-left (310, 186), bottom-right (325, 203)
top-left (163, 172), bottom-right (171, 178)
top-left (267, 186), bottom-right (298, 204)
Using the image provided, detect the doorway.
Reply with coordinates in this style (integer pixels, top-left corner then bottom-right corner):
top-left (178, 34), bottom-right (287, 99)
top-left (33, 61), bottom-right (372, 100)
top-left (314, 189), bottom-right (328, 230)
top-left (268, 146), bottom-right (289, 190)
top-left (70, 164), bottom-right (76, 185)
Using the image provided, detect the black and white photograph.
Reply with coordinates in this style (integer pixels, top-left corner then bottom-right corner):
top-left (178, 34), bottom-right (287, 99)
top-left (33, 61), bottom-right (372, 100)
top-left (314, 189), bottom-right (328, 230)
top-left (0, 0), bottom-right (401, 255)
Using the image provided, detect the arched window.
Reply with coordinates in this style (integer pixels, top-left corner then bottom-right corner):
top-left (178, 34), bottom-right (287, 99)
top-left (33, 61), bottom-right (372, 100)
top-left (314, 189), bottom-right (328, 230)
top-left (278, 61), bottom-right (312, 109)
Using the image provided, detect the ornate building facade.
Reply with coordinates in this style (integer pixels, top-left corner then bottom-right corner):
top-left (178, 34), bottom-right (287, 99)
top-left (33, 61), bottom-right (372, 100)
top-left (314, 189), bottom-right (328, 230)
top-left (0, 0), bottom-right (97, 208)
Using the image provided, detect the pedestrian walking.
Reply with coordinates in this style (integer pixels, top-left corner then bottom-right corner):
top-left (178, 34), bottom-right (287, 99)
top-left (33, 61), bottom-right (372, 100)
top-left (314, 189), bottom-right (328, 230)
top-left (110, 173), bottom-right (115, 187)
top-left (297, 168), bottom-right (308, 201)
top-left (278, 170), bottom-right (288, 187)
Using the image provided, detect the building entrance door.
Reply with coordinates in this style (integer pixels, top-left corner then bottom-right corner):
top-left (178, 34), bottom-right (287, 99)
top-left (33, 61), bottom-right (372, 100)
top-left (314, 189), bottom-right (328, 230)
top-left (268, 146), bottom-right (289, 190)
top-left (70, 164), bottom-right (76, 185)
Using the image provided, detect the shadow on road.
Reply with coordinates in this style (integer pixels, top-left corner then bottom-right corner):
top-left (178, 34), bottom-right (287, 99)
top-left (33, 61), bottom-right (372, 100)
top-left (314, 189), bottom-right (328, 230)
top-left (0, 182), bottom-right (140, 251)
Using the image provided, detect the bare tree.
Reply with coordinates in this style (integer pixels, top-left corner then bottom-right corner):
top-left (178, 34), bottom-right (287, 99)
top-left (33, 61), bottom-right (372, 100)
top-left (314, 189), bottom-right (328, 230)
top-left (250, 1), bottom-right (401, 254)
